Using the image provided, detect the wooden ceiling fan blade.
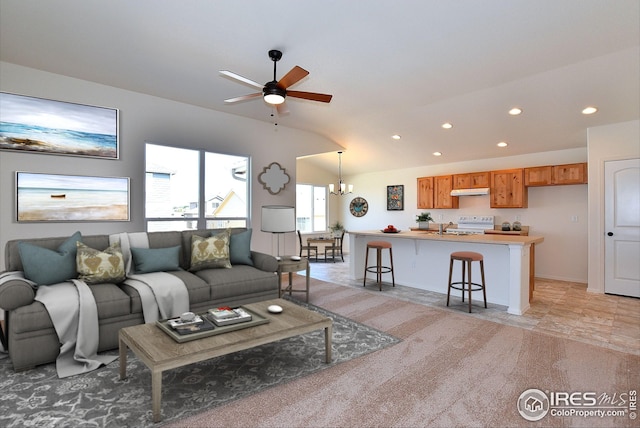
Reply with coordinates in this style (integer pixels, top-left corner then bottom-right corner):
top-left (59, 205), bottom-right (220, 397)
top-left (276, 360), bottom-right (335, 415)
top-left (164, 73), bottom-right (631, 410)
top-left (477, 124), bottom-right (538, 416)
top-left (277, 66), bottom-right (309, 89)
top-left (219, 70), bottom-right (264, 90)
top-left (224, 93), bottom-right (262, 103)
top-left (287, 91), bottom-right (333, 103)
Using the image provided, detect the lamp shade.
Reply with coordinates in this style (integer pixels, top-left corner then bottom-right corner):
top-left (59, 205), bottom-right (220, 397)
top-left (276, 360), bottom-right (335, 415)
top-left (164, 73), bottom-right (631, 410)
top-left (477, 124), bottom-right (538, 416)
top-left (261, 205), bottom-right (295, 233)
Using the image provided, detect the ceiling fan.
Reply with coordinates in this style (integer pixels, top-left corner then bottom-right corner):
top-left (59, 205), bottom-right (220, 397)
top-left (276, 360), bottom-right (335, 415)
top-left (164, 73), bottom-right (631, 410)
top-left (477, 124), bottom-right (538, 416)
top-left (220, 49), bottom-right (333, 114)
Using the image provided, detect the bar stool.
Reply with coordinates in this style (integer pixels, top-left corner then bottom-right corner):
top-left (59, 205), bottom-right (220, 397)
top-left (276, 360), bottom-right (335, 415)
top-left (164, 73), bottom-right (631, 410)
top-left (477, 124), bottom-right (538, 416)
top-left (447, 251), bottom-right (487, 313)
top-left (363, 241), bottom-right (395, 291)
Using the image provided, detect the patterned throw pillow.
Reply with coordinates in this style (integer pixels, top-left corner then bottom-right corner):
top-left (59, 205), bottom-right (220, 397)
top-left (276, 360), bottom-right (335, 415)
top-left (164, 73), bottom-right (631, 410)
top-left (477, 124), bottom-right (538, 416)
top-left (190, 230), bottom-right (232, 271)
top-left (76, 241), bottom-right (126, 284)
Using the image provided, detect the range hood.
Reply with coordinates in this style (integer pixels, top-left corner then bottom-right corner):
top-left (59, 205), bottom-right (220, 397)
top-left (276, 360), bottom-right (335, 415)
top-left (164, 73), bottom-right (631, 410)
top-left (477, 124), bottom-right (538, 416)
top-left (450, 187), bottom-right (490, 196)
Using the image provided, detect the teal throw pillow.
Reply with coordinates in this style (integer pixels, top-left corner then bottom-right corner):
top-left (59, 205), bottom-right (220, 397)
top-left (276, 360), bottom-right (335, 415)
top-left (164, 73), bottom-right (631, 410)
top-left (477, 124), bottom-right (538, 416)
top-left (130, 246), bottom-right (181, 274)
top-left (18, 231), bottom-right (82, 285)
top-left (229, 229), bottom-right (254, 266)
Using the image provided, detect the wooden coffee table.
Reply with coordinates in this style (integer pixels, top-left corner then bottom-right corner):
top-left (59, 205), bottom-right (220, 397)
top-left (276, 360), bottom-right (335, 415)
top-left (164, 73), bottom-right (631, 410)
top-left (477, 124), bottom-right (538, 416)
top-left (119, 298), bottom-right (332, 422)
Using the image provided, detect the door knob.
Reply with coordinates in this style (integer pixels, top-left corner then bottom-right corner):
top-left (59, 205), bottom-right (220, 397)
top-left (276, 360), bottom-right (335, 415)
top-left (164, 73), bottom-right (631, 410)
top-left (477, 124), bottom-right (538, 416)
top-left (607, 232), bottom-right (613, 236)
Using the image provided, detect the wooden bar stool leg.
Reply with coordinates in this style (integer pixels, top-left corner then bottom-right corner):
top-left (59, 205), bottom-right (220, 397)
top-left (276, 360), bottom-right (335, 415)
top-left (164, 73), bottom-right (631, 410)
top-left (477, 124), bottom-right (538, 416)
top-left (447, 257), bottom-right (454, 306)
top-left (363, 246), bottom-right (370, 287)
top-left (389, 248), bottom-right (395, 287)
top-left (377, 248), bottom-right (382, 291)
top-left (480, 259), bottom-right (487, 308)
top-left (467, 260), bottom-right (473, 313)
top-left (461, 261), bottom-right (466, 303)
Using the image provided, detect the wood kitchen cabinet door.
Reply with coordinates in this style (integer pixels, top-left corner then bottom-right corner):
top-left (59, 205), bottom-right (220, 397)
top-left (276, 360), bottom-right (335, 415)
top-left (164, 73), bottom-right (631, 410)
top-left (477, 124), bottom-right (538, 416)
top-left (490, 169), bottom-right (528, 208)
top-left (417, 176), bottom-right (434, 209)
top-left (524, 166), bottom-right (553, 186)
top-left (453, 172), bottom-right (490, 189)
top-left (434, 175), bottom-right (459, 209)
top-left (553, 163), bottom-right (587, 184)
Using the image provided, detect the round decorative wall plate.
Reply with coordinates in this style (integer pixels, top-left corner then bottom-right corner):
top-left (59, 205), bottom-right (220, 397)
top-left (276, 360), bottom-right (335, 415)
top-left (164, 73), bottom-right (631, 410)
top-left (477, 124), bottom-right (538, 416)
top-left (349, 197), bottom-right (369, 217)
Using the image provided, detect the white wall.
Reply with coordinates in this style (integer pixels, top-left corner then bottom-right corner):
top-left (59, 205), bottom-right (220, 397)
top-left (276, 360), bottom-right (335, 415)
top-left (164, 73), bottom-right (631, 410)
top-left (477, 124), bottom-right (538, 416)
top-left (299, 147), bottom-right (589, 282)
top-left (0, 62), bottom-right (342, 268)
top-left (587, 120), bottom-right (640, 293)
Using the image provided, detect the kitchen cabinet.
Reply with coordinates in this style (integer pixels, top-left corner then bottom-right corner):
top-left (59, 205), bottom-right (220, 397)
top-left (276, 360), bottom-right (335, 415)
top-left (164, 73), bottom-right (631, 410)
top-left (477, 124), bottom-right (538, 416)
top-left (524, 166), bottom-right (553, 186)
top-left (553, 163), bottom-right (587, 184)
top-left (434, 175), bottom-right (459, 209)
top-left (417, 176), bottom-right (434, 209)
top-left (490, 169), bottom-right (527, 208)
top-left (453, 171), bottom-right (490, 189)
top-left (525, 163), bottom-right (587, 186)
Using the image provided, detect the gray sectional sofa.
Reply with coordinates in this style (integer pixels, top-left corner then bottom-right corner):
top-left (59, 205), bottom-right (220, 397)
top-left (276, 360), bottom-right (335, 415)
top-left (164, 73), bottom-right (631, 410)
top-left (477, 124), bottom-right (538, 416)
top-left (0, 228), bottom-right (279, 371)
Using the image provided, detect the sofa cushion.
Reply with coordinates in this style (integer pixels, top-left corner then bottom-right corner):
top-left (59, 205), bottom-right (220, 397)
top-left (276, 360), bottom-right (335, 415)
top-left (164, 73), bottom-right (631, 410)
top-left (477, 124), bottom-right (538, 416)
top-left (89, 283), bottom-right (135, 318)
top-left (229, 229), bottom-right (254, 266)
top-left (167, 270), bottom-right (210, 304)
top-left (190, 230), bottom-right (232, 271)
top-left (130, 246), bottom-right (181, 274)
top-left (194, 265), bottom-right (277, 300)
top-left (17, 231), bottom-right (82, 285)
top-left (76, 241), bottom-right (126, 284)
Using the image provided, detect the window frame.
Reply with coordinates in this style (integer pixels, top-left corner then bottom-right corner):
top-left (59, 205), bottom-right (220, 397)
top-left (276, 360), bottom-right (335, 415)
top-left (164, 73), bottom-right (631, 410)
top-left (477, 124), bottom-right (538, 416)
top-left (145, 143), bottom-right (250, 231)
top-left (296, 183), bottom-right (328, 233)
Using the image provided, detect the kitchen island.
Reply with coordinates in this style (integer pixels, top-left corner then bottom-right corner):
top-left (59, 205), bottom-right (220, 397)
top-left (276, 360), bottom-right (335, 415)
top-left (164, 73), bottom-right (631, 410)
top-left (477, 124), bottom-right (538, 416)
top-left (349, 230), bottom-right (544, 315)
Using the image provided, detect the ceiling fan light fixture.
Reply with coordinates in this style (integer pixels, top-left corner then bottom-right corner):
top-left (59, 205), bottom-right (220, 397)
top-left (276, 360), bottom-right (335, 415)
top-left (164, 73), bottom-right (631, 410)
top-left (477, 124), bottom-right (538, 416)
top-left (263, 82), bottom-right (286, 105)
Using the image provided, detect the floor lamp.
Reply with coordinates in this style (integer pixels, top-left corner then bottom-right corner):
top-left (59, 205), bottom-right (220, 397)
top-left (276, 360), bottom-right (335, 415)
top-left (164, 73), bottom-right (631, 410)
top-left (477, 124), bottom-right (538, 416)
top-left (261, 205), bottom-right (295, 260)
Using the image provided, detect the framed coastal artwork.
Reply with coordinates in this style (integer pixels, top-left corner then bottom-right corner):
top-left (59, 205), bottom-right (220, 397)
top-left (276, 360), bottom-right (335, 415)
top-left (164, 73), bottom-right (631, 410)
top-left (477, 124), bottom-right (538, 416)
top-left (387, 184), bottom-right (404, 211)
top-left (0, 92), bottom-right (119, 159)
top-left (16, 172), bottom-right (130, 222)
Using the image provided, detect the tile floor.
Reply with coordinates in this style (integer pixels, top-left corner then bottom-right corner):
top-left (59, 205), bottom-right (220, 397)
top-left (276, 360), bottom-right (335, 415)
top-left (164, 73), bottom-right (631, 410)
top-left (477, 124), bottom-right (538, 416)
top-left (300, 255), bottom-right (640, 356)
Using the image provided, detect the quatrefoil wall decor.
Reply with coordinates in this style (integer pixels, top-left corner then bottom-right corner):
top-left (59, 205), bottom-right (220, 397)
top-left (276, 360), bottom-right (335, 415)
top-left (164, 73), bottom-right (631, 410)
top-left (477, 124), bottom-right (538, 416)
top-left (258, 162), bottom-right (290, 195)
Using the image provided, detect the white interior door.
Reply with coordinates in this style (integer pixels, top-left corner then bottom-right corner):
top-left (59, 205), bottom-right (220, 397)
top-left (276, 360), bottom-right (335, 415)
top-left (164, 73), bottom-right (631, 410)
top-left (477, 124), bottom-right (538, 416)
top-left (604, 158), bottom-right (640, 297)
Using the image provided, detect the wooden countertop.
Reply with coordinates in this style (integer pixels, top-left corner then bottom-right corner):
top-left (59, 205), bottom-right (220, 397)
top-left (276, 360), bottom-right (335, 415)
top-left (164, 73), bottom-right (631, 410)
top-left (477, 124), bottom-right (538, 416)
top-left (351, 230), bottom-right (544, 246)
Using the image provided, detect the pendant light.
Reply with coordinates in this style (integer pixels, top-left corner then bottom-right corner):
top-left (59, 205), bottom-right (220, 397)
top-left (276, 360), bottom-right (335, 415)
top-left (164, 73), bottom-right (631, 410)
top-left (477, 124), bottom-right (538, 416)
top-left (329, 151), bottom-right (353, 195)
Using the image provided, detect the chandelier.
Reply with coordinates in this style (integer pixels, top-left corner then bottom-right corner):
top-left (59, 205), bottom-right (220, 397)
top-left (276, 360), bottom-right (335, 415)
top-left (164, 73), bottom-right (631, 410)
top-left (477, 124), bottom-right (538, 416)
top-left (329, 151), bottom-right (353, 195)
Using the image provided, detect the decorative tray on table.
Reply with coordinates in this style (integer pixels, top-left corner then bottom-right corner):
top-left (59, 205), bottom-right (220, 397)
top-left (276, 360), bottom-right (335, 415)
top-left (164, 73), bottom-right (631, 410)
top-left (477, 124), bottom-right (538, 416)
top-left (156, 307), bottom-right (269, 343)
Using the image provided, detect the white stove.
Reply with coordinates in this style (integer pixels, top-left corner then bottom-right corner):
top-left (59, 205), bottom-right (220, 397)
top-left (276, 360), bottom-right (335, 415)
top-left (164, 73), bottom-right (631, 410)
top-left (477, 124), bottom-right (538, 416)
top-left (445, 215), bottom-right (494, 235)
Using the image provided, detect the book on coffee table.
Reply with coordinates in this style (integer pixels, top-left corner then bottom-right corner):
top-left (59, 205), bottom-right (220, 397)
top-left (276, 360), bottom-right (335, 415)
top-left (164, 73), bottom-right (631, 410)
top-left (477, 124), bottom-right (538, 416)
top-left (155, 307), bottom-right (269, 343)
top-left (207, 307), bottom-right (252, 326)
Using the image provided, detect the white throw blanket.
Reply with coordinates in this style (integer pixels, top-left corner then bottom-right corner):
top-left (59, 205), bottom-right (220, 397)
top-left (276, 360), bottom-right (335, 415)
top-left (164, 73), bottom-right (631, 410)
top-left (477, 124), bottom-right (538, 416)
top-left (36, 279), bottom-right (118, 378)
top-left (124, 273), bottom-right (189, 322)
top-left (111, 232), bottom-right (190, 322)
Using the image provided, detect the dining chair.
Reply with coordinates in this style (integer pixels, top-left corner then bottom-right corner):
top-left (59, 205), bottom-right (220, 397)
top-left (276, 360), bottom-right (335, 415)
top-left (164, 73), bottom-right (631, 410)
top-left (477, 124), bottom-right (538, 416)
top-left (324, 229), bottom-right (345, 262)
top-left (297, 230), bottom-right (318, 261)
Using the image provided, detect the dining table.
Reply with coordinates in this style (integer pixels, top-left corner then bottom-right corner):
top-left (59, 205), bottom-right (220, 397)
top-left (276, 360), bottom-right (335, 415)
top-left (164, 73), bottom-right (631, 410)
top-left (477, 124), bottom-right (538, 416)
top-left (306, 237), bottom-right (340, 262)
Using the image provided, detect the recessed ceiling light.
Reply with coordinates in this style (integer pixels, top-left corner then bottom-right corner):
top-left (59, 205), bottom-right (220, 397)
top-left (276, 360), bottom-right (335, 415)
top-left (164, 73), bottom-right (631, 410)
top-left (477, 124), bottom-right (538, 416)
top-left (508, 107), bottom-right (522, 115)
top-left (392, 134), bottom-right (401, 140)
top-left (433, 151), bottom-right (442, 156)
top-left (497, 142), bottom-right (508, 147)
top-left (441, 122), bottom-right (453, 129)
top-left (582, 106), bottom-right (598, 115)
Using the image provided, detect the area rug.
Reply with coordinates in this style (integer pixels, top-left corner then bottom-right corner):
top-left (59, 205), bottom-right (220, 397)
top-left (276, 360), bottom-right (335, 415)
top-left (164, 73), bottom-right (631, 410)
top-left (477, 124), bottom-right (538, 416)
top-left (0, 300), bottom-right (400, 428)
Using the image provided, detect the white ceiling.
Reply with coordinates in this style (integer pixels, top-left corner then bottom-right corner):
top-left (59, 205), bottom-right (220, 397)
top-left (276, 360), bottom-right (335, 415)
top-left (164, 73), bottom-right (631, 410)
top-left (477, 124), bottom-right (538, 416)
top-left (1, 0), bottom-right (638, 175)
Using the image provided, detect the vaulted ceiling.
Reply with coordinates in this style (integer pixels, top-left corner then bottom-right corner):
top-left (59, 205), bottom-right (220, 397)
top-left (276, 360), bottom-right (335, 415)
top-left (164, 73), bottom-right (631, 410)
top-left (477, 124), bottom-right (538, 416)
top-left (1, 0), bottom-right (638, 175)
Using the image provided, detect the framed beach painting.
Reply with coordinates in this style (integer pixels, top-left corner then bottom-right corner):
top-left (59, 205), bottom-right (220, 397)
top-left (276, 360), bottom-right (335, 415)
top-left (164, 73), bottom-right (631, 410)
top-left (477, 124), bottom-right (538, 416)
top-left (0, 92), bottom-right (119, 159)
top-left (16, 172), bottom-right (130, 222)
top-left (387, 185), bottom-right (404, 211)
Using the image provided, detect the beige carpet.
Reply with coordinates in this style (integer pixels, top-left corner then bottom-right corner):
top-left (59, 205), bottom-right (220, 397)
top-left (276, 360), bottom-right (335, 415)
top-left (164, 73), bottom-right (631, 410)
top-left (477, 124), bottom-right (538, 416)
top-left (168, 277), bottom-right (639, 428)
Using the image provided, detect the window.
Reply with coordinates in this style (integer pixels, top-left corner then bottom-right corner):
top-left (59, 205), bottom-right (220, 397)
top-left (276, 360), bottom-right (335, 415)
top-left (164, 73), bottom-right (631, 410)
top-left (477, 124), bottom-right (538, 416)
top-left (145, 143), bottom-right (249, 231)
top-left (296, 184), bottom-right (327, 233)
